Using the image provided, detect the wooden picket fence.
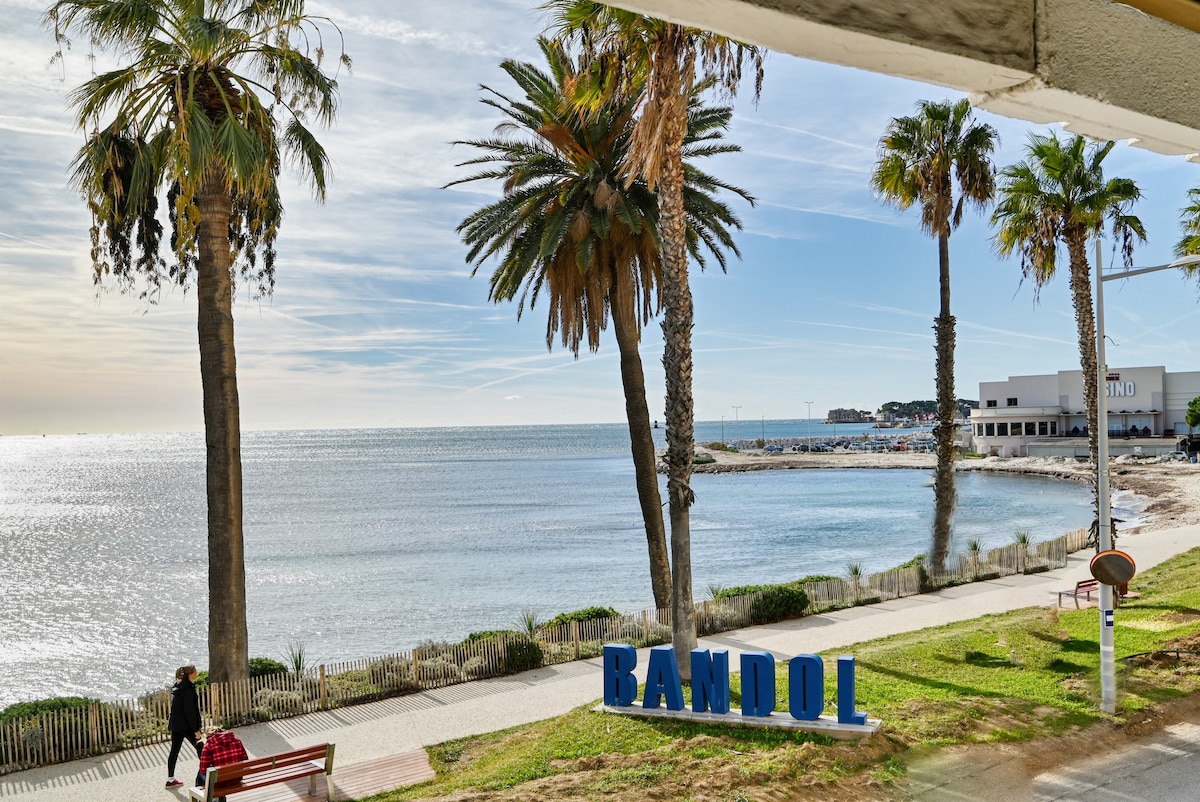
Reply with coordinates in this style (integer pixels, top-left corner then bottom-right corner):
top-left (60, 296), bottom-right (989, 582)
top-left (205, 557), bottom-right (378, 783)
top-left (0, 527), bottom-right (1088, 775)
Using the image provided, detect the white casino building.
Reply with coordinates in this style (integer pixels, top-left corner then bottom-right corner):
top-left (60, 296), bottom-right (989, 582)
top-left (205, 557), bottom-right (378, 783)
top-left (969, 366), bottom-right (1200, 458)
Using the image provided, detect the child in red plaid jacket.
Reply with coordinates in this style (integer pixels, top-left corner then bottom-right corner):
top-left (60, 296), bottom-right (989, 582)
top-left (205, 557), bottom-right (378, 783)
top-left (194, 728), bottom-right (249, 801)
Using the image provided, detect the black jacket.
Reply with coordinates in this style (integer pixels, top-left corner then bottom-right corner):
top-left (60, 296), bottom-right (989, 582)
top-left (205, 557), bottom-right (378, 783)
top-left (168, 677), bottom-right (201, 734)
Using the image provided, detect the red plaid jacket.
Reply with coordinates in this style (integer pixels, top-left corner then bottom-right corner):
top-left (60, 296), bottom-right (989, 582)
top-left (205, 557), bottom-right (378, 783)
top-left (199, 730), bottom-right (248, 774)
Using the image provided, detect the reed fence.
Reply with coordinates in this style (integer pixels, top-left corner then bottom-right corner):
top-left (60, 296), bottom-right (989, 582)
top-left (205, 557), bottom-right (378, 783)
top-left (0, 527), bottom-right (1090, 775)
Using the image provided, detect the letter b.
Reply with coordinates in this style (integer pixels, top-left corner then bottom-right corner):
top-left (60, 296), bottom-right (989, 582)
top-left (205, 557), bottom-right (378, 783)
top-left (602, 644), bottom-right (637, 706)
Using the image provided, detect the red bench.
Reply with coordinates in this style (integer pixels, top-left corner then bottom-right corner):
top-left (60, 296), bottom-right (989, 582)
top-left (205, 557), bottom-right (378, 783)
top-left (188, 743), bottom-right (335, 802)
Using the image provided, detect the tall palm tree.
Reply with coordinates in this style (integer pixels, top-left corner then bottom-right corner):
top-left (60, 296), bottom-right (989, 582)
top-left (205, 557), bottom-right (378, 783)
top-left (992, 132), bottom-right (1145, 510)
top-left (545, 0), bottom-right (763, 679)
top-left (871, 98), bottom-right (997, 578)
top-left (45, 0), bottom-right (346, 683)
top-left (448, 37), bottom-right (752, 613)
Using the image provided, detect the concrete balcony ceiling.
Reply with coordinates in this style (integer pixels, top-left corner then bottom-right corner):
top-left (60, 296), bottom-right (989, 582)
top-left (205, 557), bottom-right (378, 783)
top-left (610, 0), bottom-right (1200, 160)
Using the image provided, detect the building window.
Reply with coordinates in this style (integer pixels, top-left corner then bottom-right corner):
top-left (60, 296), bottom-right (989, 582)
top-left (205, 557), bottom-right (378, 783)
top-left (1050, 422), bottom-right (1058, 435)
top-left (985, 423), bottom-right (995, 436)
top-left (986, 400), bottom-right (997, 408)
top-left (1038, 421), bottom-right (1048, 436)
top-left (1025, 422), bottom-right (1037, 436)
top-left (975, 424), bottom-right (983, 436)
top-left (997, 422), bottom-right (1009, 436)
top-left (1007, 397), bottom-right (1018, 406)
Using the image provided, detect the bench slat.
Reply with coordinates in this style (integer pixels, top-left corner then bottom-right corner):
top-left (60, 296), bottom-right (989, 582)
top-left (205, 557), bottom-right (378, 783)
top-left (212, 761), bottom-right (324, 794)
top-left (216, 746), bottom-right (329, 781)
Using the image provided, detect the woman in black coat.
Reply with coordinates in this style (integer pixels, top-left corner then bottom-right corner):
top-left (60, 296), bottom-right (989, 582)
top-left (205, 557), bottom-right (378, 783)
top-left (165, 664), bottom-right (203, 788)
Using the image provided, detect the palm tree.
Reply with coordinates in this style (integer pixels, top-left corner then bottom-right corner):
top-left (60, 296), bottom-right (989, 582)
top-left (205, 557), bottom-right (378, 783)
top-left (448, 37), bottom-right (752, 613)
top-left (871, 98), bottom-right (997, 578)
top-left (1176, 188), bottom-right (1200, 261)
top-left (45, 0), bottom-right (346, 683)
top-left (545, 0), bottom-right (763, 680)
top-left (992, 132), bottom-right (1145, 511)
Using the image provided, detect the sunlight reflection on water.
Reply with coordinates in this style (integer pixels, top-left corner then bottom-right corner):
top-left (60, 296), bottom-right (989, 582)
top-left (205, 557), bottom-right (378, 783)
top-left (0, 426), bottom-right (1096, 704)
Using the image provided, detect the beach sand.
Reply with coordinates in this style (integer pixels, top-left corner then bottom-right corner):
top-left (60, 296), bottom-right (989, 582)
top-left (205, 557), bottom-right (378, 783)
top-left (688, 446), bottom-right (1199, 533)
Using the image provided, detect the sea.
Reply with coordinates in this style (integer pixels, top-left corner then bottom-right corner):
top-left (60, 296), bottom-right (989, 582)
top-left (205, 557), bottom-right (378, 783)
top-left (0, 421), bottom-right (1129, 707)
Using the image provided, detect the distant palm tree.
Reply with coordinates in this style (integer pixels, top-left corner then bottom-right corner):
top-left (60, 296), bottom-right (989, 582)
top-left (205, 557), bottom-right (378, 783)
top-left (992, 132), bottom-right (1145, 512)
top-left (545, 0), bottom-right (763, 679)
top-left (448, 37), bottom-right (752, 612)
top-left (871, 98), bottom-right (997, 578)
top-left (45, 0), bottom-right (346, 683)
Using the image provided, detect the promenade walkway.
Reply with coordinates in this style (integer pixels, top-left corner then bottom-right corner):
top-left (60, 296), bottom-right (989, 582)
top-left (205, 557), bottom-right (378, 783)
top-left (5, 524), bottom-right (1200, 802)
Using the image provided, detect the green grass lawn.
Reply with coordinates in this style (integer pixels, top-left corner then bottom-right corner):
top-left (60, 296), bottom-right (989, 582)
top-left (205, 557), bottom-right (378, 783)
top-left (366, 547), bottom-right (1200, 801)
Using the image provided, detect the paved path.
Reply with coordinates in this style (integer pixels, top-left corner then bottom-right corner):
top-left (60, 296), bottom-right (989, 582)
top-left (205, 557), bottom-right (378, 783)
top-left (5, 524), bottom-right (1200, 801)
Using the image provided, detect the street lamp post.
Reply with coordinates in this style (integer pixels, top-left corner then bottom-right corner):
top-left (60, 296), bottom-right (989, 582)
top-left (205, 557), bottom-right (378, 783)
top-left (805, 401), bottom-right (813, 448)
top-left (732, 406), bottom-right (741, 445)
top-left (1093, 245), bottom-right (1200, 713)
top-left (721, 415), bottom-right (725, 443)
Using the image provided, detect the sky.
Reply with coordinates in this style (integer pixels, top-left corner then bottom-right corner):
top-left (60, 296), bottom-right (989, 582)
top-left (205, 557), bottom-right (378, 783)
top-left (2, 1), bottom-right (1200, 436)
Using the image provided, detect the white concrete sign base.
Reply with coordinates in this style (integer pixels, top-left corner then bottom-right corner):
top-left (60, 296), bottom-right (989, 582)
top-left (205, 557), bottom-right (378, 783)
top-left (596, 704), bottom-right (881, 740)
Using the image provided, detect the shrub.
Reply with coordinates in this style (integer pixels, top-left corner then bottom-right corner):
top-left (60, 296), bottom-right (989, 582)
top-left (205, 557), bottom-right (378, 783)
top-left (713, 583), bottom-right (809, 625)
top-left (749, 586), bottom-right (809, 624)
top-left (413, 640), bottom-right (455, 661)
top-left (249, 657), bottom-right (289, 678)
top-left (1, 697), bottom-right (97, 723)
top-left (503, 635), bottom-right (544, 673)
top-left (466, 629), bottom-right (511, 641)
top-left (462, 656), bottom-right (491, 680)
top-left (897, 554), bottom-right (933, 593)
top-left (797, 574), bottom-right (841, 584)
top-left (416, 655), bottom-right (463, 683)
top-left (545, 607), bottom-right (620, 629)
top-left (366, 657), bottom-right (418, 694)
top-left (252, 688), bottom-right (304, 716)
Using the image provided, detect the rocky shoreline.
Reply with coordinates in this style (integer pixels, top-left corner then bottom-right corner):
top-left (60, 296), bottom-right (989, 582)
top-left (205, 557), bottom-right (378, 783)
top-left (681, 447), bottom-right (1196, 534)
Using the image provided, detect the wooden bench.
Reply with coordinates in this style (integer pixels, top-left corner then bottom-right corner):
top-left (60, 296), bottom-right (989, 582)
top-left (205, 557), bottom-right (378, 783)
top-left (1058, 579), bottom-right (1101, 608)
top-left (188, 743), bottom-right (335, 802)
top-left (1060, 576), bottom-right (1104, 607)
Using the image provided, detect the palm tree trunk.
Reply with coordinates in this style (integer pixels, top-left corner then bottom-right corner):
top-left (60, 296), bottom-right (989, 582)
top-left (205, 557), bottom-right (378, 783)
top-left (197, 169), bottom-right (249, 684)
top-left (611, 276), bottom-right (671, 611)
top-left (655, 29), bottom-right (698, 680)
top-left (931, 230), bottom-right (956, 578)
top-left (1066, 232), bottom-right (1101, 513)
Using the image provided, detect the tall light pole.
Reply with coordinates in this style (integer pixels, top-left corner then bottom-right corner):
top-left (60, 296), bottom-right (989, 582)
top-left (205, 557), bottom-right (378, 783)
top-left (732, 405), bottom-right (741, 441)
top-left (720, 415), bottom-right (725, 443)
top-left (1094, 245), bottom-right (1200, 713)
top-left (805, 401), bottom-right (813, 447)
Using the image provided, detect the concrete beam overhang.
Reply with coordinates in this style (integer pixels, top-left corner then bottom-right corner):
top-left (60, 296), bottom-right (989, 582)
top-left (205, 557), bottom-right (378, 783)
top-left (609, 0), bottom-right (1200, 161)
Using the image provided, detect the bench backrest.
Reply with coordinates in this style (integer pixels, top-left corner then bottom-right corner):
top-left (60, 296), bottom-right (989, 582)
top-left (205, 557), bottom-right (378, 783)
top-left (1077, 579), bottom-right (1100, 591)
top-left (212, 743), bottom-right (331, 783)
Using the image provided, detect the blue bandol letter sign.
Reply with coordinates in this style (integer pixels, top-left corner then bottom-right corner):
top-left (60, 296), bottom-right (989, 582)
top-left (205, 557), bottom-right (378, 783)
top-left (602, 644), bottom-right (879, 738)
